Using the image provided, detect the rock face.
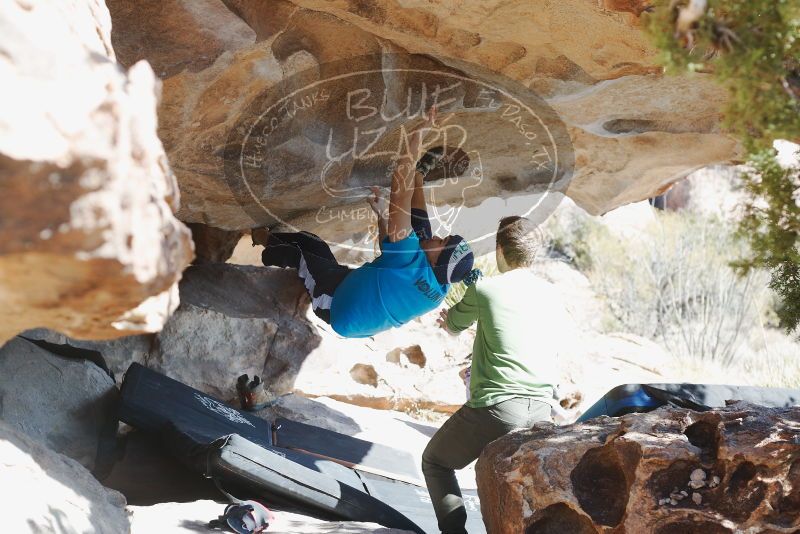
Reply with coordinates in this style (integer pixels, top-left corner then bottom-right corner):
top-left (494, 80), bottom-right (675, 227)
top-left (476, 403), bottom-right (800, 534)
top-left (0, 337), bottom-right (118, 472)
top-left (21, 327), bottom-right (153, 382)
top-left (0, 419), bottom-right (129, 534)
top-left (0, 0), bottom-right (194, 345)
top-left (105, 0), bottom-right (737, 252)
top-left (147, 263), bottom-right (320, 401)
top-left (278, 0), bottom-right (739, 215)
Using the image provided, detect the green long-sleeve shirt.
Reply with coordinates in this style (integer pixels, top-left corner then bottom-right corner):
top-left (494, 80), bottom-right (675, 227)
top-left (446, 268), bottom-right (566, 408)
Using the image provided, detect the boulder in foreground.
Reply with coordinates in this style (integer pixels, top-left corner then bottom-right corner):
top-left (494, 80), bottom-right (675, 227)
top-left (0, 337), bottom-right (118, 472)
top-left (477, 402), bottom-right (800, 533)
top-left (0, 0), bottom-right (193, 345)
top-left (0, 419), bottom-right (129, 534)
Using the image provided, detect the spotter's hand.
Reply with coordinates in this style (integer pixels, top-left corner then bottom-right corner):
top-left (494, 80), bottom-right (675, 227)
top-left (436, 308), bottom-right (449, 330)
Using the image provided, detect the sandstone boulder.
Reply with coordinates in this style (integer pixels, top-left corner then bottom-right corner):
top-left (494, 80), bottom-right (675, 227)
top-left (0, 0), bottom-right (194, 345)
top-left (0, 337), bottom-right (118, 472)
top-left (477, 402), bottom-right (800, 533)
top-left (147, 263), bottom-right (320, 401)
top-left (0, 419), bottom-right (129, 534)
top-left (106, 0), bottom-right (738, 251)
top-left (20, 327), bottom-right (153, 381)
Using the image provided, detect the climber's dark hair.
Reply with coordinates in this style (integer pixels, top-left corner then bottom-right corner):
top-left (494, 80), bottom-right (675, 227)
top-left (496, 216), bottom-right (543, 268)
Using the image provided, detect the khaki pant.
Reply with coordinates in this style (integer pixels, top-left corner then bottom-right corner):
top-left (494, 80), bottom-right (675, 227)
top-left (422, 397), bottom-right (551, 534)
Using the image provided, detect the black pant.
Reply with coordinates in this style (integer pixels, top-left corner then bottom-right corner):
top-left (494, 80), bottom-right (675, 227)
top-left (422, 398), bottom-right (552, 533)
top-left (261, 232), bottom-right (352, 323)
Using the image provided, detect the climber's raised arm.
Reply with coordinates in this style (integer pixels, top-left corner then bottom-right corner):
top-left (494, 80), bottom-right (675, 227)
top-left (408, 145), bottom-right (451, 242)
top-left (387, 108), bottom-right (436, 243)
top-left (412, 144), bottom-right (447, 213)
top-left (411, 168), bottom-right (427, 212)
top-left (367, 186), bottom-right (388, 247)
top-left (254, 107), bottom-right (471, 342)
top-left (386, 157), bottom-right (414, 242)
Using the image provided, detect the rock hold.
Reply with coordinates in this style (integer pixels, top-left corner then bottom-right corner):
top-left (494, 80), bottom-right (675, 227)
top-left (688, 467), bottom-right (708, 489)
top-left (690, 468), bottom-right (707, 482)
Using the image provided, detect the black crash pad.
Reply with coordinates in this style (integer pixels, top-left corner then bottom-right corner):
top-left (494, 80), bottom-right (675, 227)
top-left (118, 364), bottom-right (427, 532)
top-left (577, 383), bottom-right (800, 422)
top-left (274, 417), bottom-right (423, 486)
top-left (164, 423), bottom-right (423, 533)
top-left (119, 363), bottom-right (273, 448)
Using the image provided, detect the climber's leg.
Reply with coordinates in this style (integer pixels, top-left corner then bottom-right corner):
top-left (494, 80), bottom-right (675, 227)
top-left (268, 231), bottom-right (338, 261)
top-left (260, 233), bottom-right (301, 269)
top-left (261, 232), bottom-right (351, 323)
top-left (261, 231), bottom-right (335, 268)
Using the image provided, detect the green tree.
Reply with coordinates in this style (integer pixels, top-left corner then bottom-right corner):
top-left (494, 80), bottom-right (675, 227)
top-left (645, 0), bottom-right (800, 331)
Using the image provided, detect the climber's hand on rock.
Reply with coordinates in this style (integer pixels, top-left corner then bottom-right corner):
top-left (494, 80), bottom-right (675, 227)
top-left (367, 186), bottom-right (385, 218)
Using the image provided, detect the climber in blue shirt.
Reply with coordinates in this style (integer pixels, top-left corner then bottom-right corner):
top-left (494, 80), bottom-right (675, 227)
top-left (252, 107), bottom-right (475, 338)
